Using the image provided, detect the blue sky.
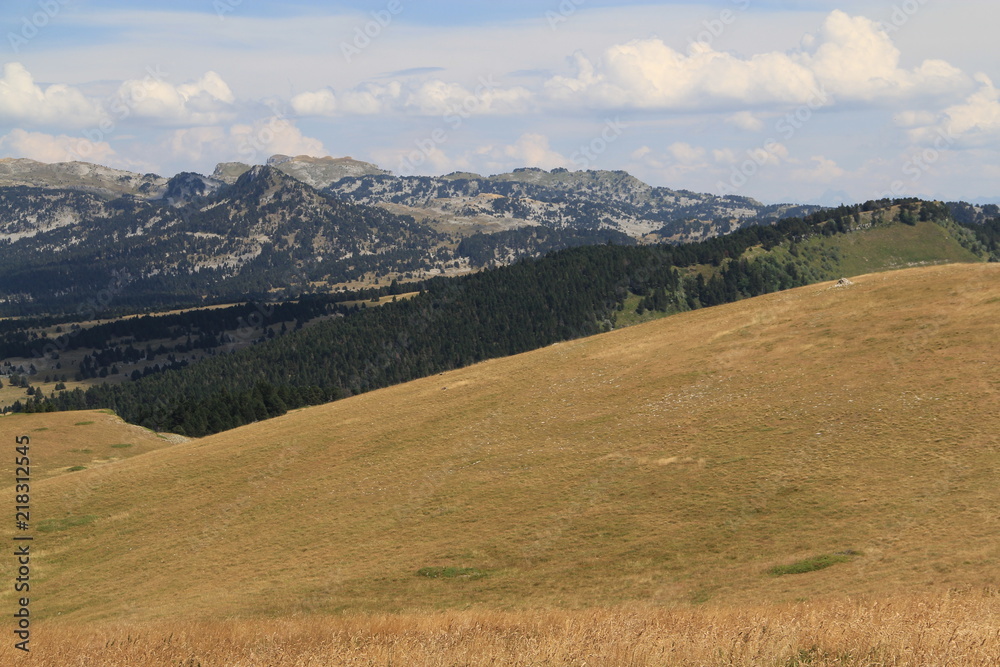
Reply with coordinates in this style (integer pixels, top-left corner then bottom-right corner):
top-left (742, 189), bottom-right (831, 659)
top-left (1, 0), bottom-right (999, 204)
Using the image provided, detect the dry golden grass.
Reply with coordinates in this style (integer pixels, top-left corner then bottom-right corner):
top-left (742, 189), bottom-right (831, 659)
top-left (1, 264), bottom-right (999, 627)
top-left (4, 592), bottom-right (999, 665)
top-left (0, 409), bottom-right (183, 479)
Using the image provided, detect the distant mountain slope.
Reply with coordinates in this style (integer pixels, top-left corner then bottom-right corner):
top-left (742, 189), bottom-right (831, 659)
top-left (34, 199), bottom-right (985, 436)
top-left (0, 157), bottom-right (167, 198)
top-left (323, 166), bottom-right (821, 241)
top-left (8, 262), bottom-right (999, 621)
top-left (202, 157), bottom-right (820, 241)
top-left (0, 166), bottom-right (452, 313)
top-left (0, 156), bottom-right (814, 315)
top-left (211, 154), bottom-right (390, 188)
top-left (3, 155), bottom-right (993, 317)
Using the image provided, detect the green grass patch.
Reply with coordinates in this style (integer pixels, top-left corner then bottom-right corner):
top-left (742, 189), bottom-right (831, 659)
top-left (74, 421), bottom-right (95, 426)
top-left (32, 427), bottom-right (49, 432)
top-left (614, 293), bottom-right (678, 328)
top-left (38, 515), bottom-right (98, 533)
top-left (416, 567), bottom-right (488, 580)
top-left (67, 465), bottom-right (87, 472)
top-left (767, 552), bottom-right (858, 577)
top-left (110, 443), bottom-right (134, 449)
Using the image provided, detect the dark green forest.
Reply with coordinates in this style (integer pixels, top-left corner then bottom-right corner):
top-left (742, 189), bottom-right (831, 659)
top-left (18, 199), bottom-right (960, 437)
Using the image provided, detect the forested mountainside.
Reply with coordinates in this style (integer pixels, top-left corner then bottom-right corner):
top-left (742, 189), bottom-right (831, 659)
top-left (0, 156), bottom-right (821, 315)
top-left (21, 199), bottom-right (989, 436)
top-left (0, 166), bottom-right (452, 314)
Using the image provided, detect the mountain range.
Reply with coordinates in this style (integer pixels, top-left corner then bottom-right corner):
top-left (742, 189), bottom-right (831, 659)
top-left (1, 154), bottom-right (997, 316)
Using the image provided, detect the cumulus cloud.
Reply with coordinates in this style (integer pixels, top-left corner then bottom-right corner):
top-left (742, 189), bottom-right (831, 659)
top-left (790, 156), bottom-right (846, 183)
top-left (0, 62), bottom-right (103, 127)
top-left (628, 142), bottom-right (717, 182)
top-left (0, 63), bottom-right (239, 131)
top-left (541, 10), bottom-right (970, 112)
top-left (0, 128), bottom-right (116, 163)
top-left (118, 70), bottom-right (236, 125)
top-left (896, 74), bottom-right (1000, 151)
top-left (667, 141), bottom-right (707, 165)
top-left (291, 78), bottom-right (531, 117)
top-left (796, 11), bottom-right (965, 102)
top-left (480, 133), bottom-right (568, 171)
top-left (944, 75), bottom-right (1000, 137)
top-left (726, 111), bottom-right (764, 132)
top-left (289, 89), bottom-right (339, 116)
top-left (165, 117), bottom-right (326, 164)
top-left (712, 148), bottom-right (739, 165)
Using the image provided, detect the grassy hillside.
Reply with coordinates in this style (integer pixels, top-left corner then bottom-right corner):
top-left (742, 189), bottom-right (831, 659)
top-left (0, 409), bottom-right (182, 479)
top-left (787, 218), bottom-right (982, 278)
top-left (2, 264), bottom-right (999, 627)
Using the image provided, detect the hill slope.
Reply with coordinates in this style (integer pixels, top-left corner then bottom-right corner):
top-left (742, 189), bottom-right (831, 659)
top-left (3, 263), bottom-right (999, 622)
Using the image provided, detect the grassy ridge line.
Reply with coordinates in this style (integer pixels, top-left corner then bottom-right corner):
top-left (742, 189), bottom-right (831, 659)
top-left (4, 594), bottom-right (999, 665)
top-left (11, 264), bottom-right (1000, 622)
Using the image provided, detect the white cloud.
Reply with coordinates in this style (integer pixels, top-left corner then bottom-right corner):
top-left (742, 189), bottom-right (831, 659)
top-left (291, 78), bottom-right (531, 117)
top-left (118, 70), bottom-right (236, 125)
top-left (290, 89), bottom-right (338, 116)
top-left (938, 74), bottom-right (1000, 142)
top-left (0, 128), bottom-right (116, 163)
top-left (0, 62), bottom-right (104, 127)
top-left (485, 133), bottom-right (567, 170)
top-left (630, 146), bottom-right (652, 161)
top-left (796, 11), bottom-right (967, 102)
top-left (726, 111), bottom-right (764, 132)
top-left (712, 148), bottom-right (739, 165)
top-left (901, 74), bottom-right (1000, 148)
top-left (790, 156), bottom-right (846, 183)
top-left (165, 117), bottom-right (326, 165)
top-left (894, 110), bottom-right (938, 128)
top-left (667, 142), bottom-right (706, 164)
top-left (541, 11), bottom-right (970, 112)
top-left (0, 63), bottom-right (238, 131)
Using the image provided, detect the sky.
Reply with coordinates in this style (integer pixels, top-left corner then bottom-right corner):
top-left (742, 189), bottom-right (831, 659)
top-left (1, 0), bottom-right (998, 204)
